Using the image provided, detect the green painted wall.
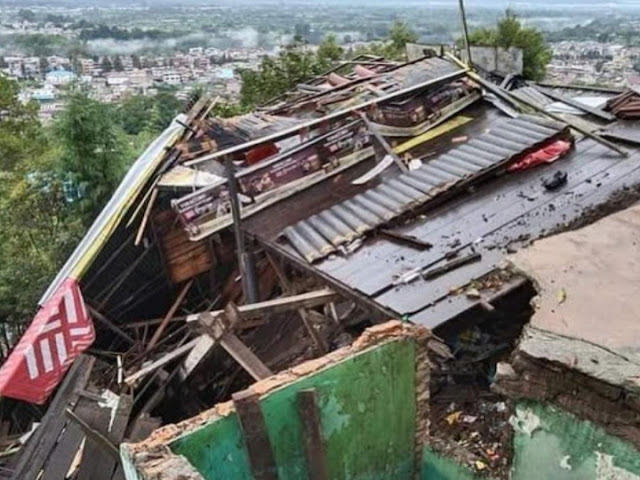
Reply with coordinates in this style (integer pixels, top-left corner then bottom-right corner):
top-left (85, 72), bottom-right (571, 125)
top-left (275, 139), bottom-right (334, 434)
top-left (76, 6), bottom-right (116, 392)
top-left (511, 401), bottom-right (640, 480)
top-left (170, 339), bottom-right (417, 480)
top-left (420, 401), bottom-right (640, 480)
top-left (421, 448), bottom-right (481, 480)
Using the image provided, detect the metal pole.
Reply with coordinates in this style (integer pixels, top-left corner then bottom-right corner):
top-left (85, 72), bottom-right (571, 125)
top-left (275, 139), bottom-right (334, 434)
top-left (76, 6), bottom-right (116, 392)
top-left (225, 155), bottom-right (260, 303)
top-left (458, 0), bottom-right (473, 66)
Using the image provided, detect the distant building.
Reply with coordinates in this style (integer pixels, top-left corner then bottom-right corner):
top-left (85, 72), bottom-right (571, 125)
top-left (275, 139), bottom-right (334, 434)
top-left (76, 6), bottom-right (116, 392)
top-left (106, 72), bottom-right (129, 86)
top-left (162, 71), bottom-right (182, 85)
top-left (45, 70), bottom-right (76, 86)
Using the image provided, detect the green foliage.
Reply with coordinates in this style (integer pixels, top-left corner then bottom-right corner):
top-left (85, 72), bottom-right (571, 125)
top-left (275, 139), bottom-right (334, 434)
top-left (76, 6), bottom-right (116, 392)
top-left (210, 101), bottom-right (247, 118)
top-left (0, 152), bottom-right (84, 328)
top-left (55, 93), bottom-right (130, 226)
top-left (113, 56), bottom-right (124, 72)
top-left (348, 21), bottom-right (418, 61)
top-left (240, 34), bottom-right (348, 108)
top-left (0, 77), bottom-right (168, 339)
top-left (467, 10), bottom-right (552, 81)
top-left (101, 56), bottom-right (113, 73)
top-left (117, 92), bottom-right (183, 135)
top-left (0, 77), bottom-right (83, 333)
top-left (386, 21), bottom-right (419, 60)
top-left (131, 54), bottom-right (142, 69)
top-left (17, 9), bottom-right (37, 23)
top-left (0, 75), bottom-right (41, 170)
top-left (13, 34), bottom-right (69, 57)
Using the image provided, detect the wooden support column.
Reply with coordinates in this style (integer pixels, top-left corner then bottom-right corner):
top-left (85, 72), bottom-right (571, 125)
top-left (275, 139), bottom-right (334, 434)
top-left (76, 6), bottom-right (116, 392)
top-left (297, 389), bottom-right (328, 480)
top-left (266, 253), bottom-right (330, 353)
top-left (199, 305), bottom-right (272, 381)
top-left (232, 390), bottom-right (278, 480)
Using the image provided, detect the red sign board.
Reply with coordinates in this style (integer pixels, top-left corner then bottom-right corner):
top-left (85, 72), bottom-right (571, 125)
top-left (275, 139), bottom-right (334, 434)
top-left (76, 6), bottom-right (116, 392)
top-left (0, 278), bottom-right (95, 404)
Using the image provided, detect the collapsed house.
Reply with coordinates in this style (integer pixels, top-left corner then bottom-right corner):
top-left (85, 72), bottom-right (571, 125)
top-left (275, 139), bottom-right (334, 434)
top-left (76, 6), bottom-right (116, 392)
top-left (2, 51), bottom-right (640, 480)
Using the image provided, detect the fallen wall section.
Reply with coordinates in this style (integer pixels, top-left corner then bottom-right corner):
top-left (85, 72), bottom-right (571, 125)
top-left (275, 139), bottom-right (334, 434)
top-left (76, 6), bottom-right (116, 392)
top-left (121, 321), bottom-right (441, 480)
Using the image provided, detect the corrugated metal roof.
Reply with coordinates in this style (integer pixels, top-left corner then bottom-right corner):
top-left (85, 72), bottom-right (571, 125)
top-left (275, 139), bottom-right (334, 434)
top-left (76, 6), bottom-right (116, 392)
top-left (282, 114), bottom-right (568, 263)
top-left (511, 86), bottom-right (552, 108)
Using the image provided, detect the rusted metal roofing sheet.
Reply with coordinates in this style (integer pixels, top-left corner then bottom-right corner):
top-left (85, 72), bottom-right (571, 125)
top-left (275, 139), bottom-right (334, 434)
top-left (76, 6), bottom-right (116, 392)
top-left (281, 114), bottom-right (568, 263)
top-left (511, 86), bottom-right (552, 108)
top-left (267, 138), bottom-right (640, 332)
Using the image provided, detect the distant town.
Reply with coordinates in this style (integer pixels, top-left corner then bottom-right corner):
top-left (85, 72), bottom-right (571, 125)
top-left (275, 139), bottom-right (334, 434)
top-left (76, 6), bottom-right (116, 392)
top-left (4, 4), bottom-right (640, 121)
top-left (4, 46), bottom-right (258, 122)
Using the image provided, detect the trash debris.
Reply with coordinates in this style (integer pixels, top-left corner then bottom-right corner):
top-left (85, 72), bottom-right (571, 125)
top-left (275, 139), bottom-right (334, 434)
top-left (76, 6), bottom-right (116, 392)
top-left (557, 288), bottom-right (567, 304)
top-left (543, 170), bottom-right (568, 191)
top-left (507, 140), bottom-right (572, 172)
top-left (445, 411), bottom-right (463, 425)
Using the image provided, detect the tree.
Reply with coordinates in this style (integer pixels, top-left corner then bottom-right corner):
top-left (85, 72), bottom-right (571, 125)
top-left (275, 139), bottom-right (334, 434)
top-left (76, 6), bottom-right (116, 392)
top-left (113, 56), bottom-right (124, 72)
top-left (55, 93), bottom-right (129, 225)
top-left (386, 21), bottom-right (419, 59)
top-left (0, 152), bottom-right (84, 331)
top-left (101, 56), bottom-right (113, 73)
top-left (131, 54), bottom-right (142, 70)
top-left (18, 9), bottom-right (37, 23)
top-left (39, 56), bottom-right (49, 74)
top-left (467, 10), bottom-right (552, 81)
top-left (240, 35), bottom-right (346, 108)
top-left (317, 34), bottom-right (343, 69)
top-left (118, 95), bottom-right (155, 135)
top-left (150, 92), bottom-right (183, 132)
top-left (0, 75), bottom-right (41, 170)
top-left (0, 76), bottom-right (81, 337)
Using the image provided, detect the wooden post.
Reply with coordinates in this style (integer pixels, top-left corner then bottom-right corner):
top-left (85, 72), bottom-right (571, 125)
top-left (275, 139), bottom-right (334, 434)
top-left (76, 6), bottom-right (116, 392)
top-left (88, 307), bottom-right (135, 345)
top-left (265, 254), bottom-right (331, 353)
top-left (199, 308), bottom-right (272, 381)
top-left (232, 390), bottom-right (279, 480)
top-left (297, 389), bottom-right (328, 480)
top-left (134, 188), bottom-right (158, 246)
top-left (146, 278), bottom-right (194, 352)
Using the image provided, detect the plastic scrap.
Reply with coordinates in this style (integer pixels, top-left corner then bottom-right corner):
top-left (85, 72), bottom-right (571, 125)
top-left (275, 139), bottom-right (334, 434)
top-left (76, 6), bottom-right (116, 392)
top-left (507, 139), bottom-right (572, 172)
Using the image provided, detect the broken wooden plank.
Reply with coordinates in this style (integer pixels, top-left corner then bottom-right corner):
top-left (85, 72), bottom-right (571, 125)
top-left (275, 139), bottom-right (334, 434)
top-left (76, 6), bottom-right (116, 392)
top-left (88, 307), bottom-right (136, 345)
top-left (66, 407), bottom-right (119, 463)
top-left (178, 334), bottom-right (215, 381)
top-left (74, 393), bottom-right (132, 480)
top-left (219, 333), bottom-right (272, 381)
top-left (421, 252), bottom-right (482, 281)
top-left (186, 288), bottom-right (339, 324)
top-left (40, 398), bottom-right (94, 480)
top-left (379, 229), bottom-right (433, 251)
top-left (297, 389), bottom-right (328, 480)
top-left (232, 390), bottom-right (278, 480)
top-left (199, 309), bottom-right (272, 381)
top-left (134, 188), bottom-right (159, 247)
top-left (96, 246), bottom-right (153, 310)
top-left (11, 356), bottom-right (95, 480)
top-left (265, 253), bottom-right (329, 353)
top-left (125, 338), bottom-right (200, 386)
top-left (534, 85), bottom-right (616, 122)
top-left (146, 278), bottom-right (194, 352)
top-left (297, 308), bottom-right (328, 354)
top-left (358, 112), bottom-right (408, 172)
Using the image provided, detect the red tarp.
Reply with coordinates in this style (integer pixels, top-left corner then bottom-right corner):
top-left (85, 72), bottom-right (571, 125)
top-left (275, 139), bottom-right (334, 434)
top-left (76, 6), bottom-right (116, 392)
top-left (0, 278), bottom-right (95, 404)
top-left (507, 139), bottom-right (572, 172)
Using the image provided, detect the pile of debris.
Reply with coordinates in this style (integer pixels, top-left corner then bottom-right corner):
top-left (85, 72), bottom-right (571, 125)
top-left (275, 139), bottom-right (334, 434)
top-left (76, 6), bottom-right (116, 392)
top-left (605, 88), bottom-right (640, 119)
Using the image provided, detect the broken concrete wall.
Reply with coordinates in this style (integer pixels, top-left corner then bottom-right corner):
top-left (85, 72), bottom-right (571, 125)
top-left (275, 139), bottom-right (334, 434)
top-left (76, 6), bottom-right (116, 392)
top-left (419, 400), bottom-right (640, 480)
top-left (121, 321), bottom-right (443, 480)
top-left (511, 401), bottom-right (640, 480)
